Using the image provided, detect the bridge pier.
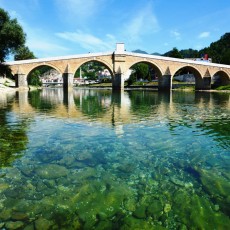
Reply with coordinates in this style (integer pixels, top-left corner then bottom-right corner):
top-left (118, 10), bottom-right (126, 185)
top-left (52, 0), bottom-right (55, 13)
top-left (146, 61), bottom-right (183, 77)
top-left (196, 77), bottom-right (211, 90)
top-left (112, 73), bottom-right (124, 90)
top-left (15, 73), bottom-right (28, 89)
top-left (63, 72), bottom-right (74, 91)
top-left (158, 75), bottom-right (172, 91)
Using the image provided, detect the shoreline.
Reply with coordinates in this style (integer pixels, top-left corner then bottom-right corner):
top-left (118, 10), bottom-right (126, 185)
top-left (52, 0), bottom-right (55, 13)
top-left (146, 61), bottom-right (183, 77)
top-left (0, 84), bottom-right (230, 94)
top-left (0, 85), bottom-right (17, 92)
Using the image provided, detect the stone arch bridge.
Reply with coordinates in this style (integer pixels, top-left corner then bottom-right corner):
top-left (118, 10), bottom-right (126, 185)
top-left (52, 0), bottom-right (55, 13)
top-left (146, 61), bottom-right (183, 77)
top-left (5, 43), bottom-right (230, 90)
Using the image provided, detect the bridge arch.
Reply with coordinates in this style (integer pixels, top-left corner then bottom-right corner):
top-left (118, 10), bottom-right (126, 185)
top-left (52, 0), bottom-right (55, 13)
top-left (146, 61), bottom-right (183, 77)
top-left (172, 65), bottom-right (204, 89)
top-left (126, 60), bottom-right (163, 77)
top-left (27, 64), bottom-right (62, 86)
top-left (26, 63), bottom-right (62, 76)
top-left (212, 70), bottom-right (230, 87)
top-left (73, 59), bottom-right (114, 77)
top-left (172, 65), bottom-right (202, 79)
top-left (125, 60), bottom-right (163, 87)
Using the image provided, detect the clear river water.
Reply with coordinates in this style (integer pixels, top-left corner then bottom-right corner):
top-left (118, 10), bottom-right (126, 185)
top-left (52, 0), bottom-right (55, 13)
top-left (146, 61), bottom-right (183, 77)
top-left (0, 88), bottom-right (229, 229)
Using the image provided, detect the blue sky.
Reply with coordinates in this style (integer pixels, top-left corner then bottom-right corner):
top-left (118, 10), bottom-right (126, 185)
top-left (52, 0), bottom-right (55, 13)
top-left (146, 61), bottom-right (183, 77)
top-left (0, 0), bottom-right (229, 58)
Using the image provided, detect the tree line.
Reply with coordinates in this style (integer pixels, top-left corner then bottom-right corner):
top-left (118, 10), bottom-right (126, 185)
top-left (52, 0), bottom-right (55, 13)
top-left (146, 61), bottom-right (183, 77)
top-left (161, 33), bottom-right (230, 65)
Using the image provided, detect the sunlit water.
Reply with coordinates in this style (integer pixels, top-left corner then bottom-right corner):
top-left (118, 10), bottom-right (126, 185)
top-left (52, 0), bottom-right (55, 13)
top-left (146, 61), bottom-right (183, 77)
top-left (0, 88), bottom-right (229, 229)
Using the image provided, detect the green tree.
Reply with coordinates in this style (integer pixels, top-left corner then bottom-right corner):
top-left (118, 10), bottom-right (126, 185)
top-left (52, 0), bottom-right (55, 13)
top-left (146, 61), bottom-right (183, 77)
top-left (127, 63), bottom-right (152, 85)
top-left (164, 47), bottom-right (183, 59)
top-left (14, 45), bottom-right (36, 60)
top-left (27, 70), bottom-right (42, 86)
top-left (199, 33), bottom-right (230, 64)
top-left (0, 63), bottom-right (12, 77)
top-left (127, 74), bottom-right (137, 86)
top-left (180, 49), bottom-right (199, 58)
top-left (0, 8), bottom-right (26, 62)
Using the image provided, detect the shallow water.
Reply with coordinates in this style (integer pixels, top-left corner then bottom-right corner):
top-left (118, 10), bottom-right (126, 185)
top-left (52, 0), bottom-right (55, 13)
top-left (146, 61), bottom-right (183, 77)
top-left (0, 88), bottom-right (229, 229)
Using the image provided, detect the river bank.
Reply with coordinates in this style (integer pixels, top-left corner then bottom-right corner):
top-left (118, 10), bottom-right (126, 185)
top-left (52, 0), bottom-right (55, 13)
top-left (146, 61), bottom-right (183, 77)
top-left (0, 79), bottom-right (229, 93)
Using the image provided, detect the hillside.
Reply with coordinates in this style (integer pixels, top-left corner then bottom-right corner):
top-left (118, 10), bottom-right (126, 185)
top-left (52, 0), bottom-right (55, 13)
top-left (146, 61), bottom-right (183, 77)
top-left (199, 33), bottom-right (230, 64)
top-left (133, 33), bottom-right (230, 65)
top-left (163, 33), bottom-right (230, 64)
top-left (132, 49), bottom-right (148, 54)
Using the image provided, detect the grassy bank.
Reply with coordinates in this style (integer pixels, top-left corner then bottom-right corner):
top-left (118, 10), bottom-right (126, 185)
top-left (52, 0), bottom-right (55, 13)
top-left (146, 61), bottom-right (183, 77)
top-left (213, 85), bottom-right (230, 90)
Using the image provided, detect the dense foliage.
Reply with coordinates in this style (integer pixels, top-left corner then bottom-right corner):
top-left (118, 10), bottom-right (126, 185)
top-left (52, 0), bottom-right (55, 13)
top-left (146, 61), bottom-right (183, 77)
top-left (163, 33), bottom-right (230, 64)
top-left (164, 47), bottom-right (183, 59)
top-left (0, 8), bottom-right (26, 62)
top-left (0, 8), bottom-right (35, 77)
top-left (14, 45), bottom-right (36, 60)
top-left (127, 63), bottom-right (150, 85)
top-left (27, 70), bottom-right (42, 86)
top-left (199, 33), bottom-right (230, 64)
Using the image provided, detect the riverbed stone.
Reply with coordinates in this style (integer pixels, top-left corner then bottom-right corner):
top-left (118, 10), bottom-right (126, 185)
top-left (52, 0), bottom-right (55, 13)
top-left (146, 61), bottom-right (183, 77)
top-left (123, 197), bottom-right (136, 212)
top-left (94, 220), bottom-right (113, 230)
top-left (0, 182), bottom-right (9, 192)
top-left (147, 199), bottom-right (163, 219)
top-left (173, 191), bottom-right (230, 228)
top-left (5, 221), bottom-right (24, 229)
top-left (5, 168), bottom-right (22, 181)
top-left (73, 180), bottom-right (131, 228)
top-left (170, 176), bottom-right (185, 187)
top-left (0, 208), bottom-right (11, 220)
top-left (117, 162), bottom-right (136, 174)
top-left (76, 150), bottom-right (93, 161)
top-left (35, 164), bottom-right (68, 179)
top-left (11, 211), bottom-right (28, 220)
top-left (199, 168), bottom-right (230, 197)
top-left (23, 223), bottom-right (35, 230)
top-left (35, 217), bottom-right (53, 230)
top-left (121, 216), bottom-right (164, 230)
top-left (74, 167), bottom-right (98, 181)
top-left (133, 205), bottom-right (147, 219)
top-left (198, 168), bottom-right (230, 215)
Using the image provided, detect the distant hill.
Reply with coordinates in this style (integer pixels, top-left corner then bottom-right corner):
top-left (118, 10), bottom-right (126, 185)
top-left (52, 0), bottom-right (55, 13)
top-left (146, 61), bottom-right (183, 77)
top-left (151, 52), bottom-right (162, 56)
top-left (132, 50), bottom-right (162, 56)
top-left (132, 49), bottom-right (148, 54)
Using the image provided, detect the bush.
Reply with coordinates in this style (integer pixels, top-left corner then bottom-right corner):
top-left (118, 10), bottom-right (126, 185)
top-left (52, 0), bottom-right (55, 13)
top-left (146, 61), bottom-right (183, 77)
top-left (215, 85), bottom-right (230, 90)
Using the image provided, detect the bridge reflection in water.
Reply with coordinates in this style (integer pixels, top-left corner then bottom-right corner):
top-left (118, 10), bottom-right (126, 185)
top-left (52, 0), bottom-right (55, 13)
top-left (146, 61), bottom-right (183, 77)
top-left (13, 88), bottom-right (230, 130)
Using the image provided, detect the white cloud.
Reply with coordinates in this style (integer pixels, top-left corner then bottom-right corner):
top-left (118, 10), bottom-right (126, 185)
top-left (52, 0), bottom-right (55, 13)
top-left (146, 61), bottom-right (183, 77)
top-left (27, 39), bottom-right (69, 57)
top-left (198, 32), bottom-right (210, 38)
top-left (170, 30), bottom-right (181, 40)
top-left (56, 30), bottom-right (115, 52)
top-left (10, 13), bottom-right (69, 57)
top-left (123, 3), bottom-right (159, 42)
top-left (55, 0), bottom-right (106, 22)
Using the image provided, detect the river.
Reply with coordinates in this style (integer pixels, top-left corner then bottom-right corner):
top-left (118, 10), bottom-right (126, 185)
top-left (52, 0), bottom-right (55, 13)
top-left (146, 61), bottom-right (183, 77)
top-left (0, 88), bottom-right (229, 229)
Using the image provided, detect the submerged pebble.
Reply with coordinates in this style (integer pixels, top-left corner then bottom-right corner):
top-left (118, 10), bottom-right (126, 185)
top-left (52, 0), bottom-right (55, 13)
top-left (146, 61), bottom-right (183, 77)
top-left (35, 164), bottom-right (68, 179)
